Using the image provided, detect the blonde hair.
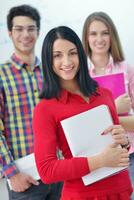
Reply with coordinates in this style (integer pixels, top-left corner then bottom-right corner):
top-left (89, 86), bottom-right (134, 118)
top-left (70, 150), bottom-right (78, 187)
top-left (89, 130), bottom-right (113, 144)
top-left (82, 11), bottom-right (124, 62)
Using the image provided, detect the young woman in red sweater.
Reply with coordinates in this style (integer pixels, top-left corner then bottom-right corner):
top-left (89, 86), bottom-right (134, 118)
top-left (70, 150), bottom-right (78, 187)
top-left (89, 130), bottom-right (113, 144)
top-left (33, 26), bottom-right (132, 200)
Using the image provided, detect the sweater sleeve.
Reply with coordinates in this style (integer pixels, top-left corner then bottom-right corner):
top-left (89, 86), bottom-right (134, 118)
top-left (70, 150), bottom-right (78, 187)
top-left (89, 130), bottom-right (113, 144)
top-left (33, 101), bottom-right (90, 184)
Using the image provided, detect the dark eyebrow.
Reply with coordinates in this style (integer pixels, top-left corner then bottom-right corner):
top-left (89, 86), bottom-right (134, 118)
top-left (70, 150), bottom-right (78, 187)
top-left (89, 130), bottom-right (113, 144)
top-left (102, 29), bottom-right (109, 32)
top-left (13, 25), bottom-right (37, 28)
top-left (69, 48), bottom-right (77, 51)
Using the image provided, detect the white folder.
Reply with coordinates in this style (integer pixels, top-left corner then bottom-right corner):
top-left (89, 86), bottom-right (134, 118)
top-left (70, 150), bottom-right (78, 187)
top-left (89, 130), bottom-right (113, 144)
top-left (61, 104), bottom-right (127, 185)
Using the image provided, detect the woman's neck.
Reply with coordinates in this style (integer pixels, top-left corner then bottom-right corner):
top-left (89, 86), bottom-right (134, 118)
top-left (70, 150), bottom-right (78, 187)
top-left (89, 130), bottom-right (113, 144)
top-left (91, 53), bottom-right (109, 75)
top-left (61, 79), bottom-right (89, 103)
top-left (61, 79), bottom-right (79, 93)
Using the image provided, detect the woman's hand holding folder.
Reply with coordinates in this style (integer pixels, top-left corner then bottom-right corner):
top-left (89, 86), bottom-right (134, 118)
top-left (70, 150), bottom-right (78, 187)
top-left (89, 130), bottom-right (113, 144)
top-left (87, 125), bottom-right (129, 172)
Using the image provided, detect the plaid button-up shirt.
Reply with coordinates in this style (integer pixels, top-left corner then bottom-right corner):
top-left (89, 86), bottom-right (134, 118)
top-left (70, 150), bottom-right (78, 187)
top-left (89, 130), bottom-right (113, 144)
top-left (0, 54), bottom-right (43, 178)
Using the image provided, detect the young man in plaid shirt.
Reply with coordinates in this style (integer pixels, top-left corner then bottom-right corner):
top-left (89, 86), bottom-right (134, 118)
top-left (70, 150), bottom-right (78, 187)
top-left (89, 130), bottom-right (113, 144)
top-left (0, 4), bottom-right (62, 200)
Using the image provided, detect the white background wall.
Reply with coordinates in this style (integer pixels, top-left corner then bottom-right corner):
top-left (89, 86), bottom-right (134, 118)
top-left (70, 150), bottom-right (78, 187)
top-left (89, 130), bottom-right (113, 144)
top-left (0, 0), bottom-right (134, 65)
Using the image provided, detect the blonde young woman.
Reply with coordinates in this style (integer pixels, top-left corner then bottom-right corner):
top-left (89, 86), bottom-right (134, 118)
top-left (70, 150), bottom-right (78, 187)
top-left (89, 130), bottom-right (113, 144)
top-left (82, 11), bottom-right (134, 193)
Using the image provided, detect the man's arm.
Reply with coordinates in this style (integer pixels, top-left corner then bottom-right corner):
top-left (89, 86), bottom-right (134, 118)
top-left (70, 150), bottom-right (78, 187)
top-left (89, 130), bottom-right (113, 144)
top-left (0, 85), bottom-right (19, 178)
top-left (0, 75), bottom-right (39, 192)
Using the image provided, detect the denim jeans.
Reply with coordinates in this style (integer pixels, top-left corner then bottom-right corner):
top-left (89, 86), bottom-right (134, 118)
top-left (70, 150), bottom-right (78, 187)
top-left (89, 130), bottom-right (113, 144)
top-left (7, 180), bottom-right (63, 200)
top-left (129, 153), bottom-right (134, 183)
top-left (129, 152), bottom-right (134, 200)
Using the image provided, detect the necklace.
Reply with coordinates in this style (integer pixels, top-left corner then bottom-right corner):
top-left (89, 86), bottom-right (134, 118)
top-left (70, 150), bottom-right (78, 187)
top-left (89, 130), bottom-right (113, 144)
top-left (95, 67), bottom-right (106, 75)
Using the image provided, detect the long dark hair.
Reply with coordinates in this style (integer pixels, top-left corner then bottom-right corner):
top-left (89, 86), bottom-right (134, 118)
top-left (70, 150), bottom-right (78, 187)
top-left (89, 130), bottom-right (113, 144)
top-left (40, 26), bottom-right (98, 99)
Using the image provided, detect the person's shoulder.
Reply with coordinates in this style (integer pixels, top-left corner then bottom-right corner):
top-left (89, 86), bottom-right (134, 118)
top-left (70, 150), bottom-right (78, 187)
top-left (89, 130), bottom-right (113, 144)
top-left (97, 86), bottom-right (113, 97)
top-left (0, 60), bottom-right (11, 71)
top-left (116, 60), bottom-right (133, 71)
top-left (35, 98), bottom-right (50, 107)
top-left (119, 61), bottom-right (134, 78)
top-left (0, 61), bottom-right (12, 83)
top-left (34, 98), bottom-right (57, 113)
top-left (125, 62), bottom-right (134, 74)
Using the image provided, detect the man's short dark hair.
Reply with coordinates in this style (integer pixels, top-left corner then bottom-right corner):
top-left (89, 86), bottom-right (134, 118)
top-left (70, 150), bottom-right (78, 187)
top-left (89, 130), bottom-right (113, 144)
top-left (7, 4), bottom-right (41, 31)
